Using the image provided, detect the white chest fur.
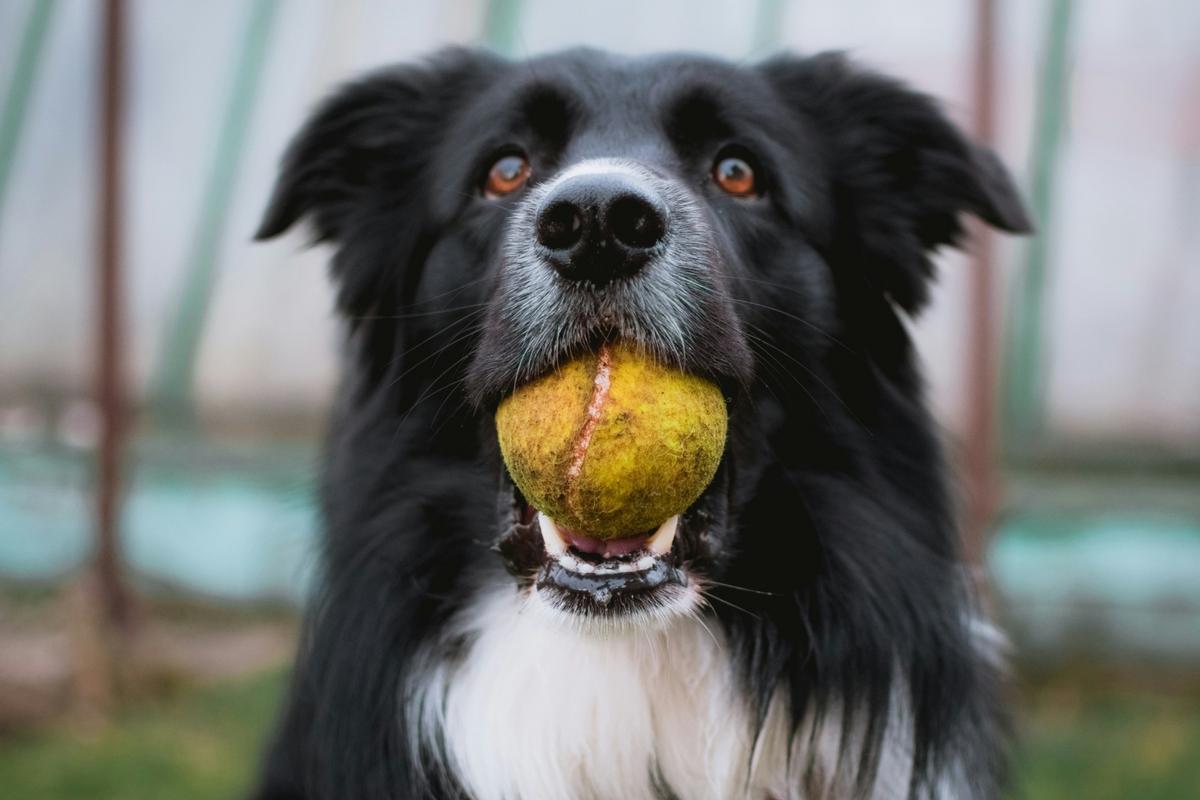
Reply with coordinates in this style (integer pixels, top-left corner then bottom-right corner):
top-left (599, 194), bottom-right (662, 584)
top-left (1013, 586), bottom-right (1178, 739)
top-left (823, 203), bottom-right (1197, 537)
top-left (409, 586), bottom-right (975, 800)
top-left (410, 587), bottom-right (794, 800)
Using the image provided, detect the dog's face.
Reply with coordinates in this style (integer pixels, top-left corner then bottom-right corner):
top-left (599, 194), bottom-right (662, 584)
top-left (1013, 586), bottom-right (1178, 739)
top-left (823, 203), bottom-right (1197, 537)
top-left (258, 48), bottom-right (1028, 631)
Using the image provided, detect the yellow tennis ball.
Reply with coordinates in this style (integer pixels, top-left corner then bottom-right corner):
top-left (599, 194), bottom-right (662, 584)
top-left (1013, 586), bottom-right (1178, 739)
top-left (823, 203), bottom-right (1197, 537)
top-left (495, 343), bottom-right (727, 539)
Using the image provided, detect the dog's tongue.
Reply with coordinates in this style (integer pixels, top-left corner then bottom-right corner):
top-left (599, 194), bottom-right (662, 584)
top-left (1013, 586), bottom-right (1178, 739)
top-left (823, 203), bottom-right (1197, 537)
top-left (562, 527), bottom-right (647, 558)
top-left (537, 512), bottom-right (680, 558)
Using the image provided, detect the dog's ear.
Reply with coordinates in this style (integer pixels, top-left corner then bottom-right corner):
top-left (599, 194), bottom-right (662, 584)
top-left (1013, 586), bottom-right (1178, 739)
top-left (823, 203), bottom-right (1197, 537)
top-left (761, 52), bottom-right (1031, 313)
top-left (255, 48), bottom-right (498, 314)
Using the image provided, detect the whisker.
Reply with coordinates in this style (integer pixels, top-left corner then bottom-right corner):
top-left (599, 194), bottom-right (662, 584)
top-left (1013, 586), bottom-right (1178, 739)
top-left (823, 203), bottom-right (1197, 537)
top-left (744, 323), bottom-right (873, 435)
top-left (734, 274), bottom-right (820, 295)
top-left (671, 273), bottom-right (717, 296)
top-left (701, 589), bottom-right (762, 621)
top-left (428, 378), bottom-right (474, 435)
top-left (343, 302), bottom-right (489, 321)
top-left (688, 605), bottom-right (724, 652)
top-left (743, 328), bottom-right (831, 422)
top-left (733, 328), bottom-right (789, 407)
top-left (373, 309), bottom-right (484, 380)
top-left (387, 350), bottom-right (477, 449)
top-left (395, 276), bottom-right (489, 309)
top-left (728, 296), bottom-right (854, 353)
top-left (381, 319), bottom-right (483, 393)
top-left (700, 579), bottom-right (781, 597)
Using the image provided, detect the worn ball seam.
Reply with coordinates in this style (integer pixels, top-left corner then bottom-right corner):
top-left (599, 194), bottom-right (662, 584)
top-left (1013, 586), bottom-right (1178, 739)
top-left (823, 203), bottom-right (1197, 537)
top-left (564, 344), bottom-right (613, 520)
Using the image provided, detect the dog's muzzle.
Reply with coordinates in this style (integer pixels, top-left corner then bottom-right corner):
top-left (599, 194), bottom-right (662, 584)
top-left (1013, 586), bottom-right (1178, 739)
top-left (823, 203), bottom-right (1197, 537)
top-left (472, 159), bottom-right (750, 625)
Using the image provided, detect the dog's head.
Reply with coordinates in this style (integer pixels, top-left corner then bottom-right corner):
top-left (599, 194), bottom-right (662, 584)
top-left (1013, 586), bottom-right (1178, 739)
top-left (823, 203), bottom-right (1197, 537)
top-left (258, 46), bottom-right (1027, 628)
top-left (259, 47), bottom-right (1030, 796)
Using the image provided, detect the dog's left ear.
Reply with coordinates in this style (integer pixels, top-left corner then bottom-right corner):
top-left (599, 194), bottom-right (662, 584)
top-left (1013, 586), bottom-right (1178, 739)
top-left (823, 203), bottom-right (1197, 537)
top-left (761, 52), bottom-right (1032, 313)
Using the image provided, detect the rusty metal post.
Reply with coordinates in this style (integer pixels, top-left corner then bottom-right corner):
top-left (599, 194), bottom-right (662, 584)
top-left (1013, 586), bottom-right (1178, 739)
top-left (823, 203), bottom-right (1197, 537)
top-left (963, 0), bottom-right (1000, 571)
top-left (96, 0), bottom-right (132, 630)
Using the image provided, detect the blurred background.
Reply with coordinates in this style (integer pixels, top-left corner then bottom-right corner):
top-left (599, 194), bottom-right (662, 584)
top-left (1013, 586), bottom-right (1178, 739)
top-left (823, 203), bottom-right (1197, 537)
top-left (0, 0), bottom-right (1197, 797)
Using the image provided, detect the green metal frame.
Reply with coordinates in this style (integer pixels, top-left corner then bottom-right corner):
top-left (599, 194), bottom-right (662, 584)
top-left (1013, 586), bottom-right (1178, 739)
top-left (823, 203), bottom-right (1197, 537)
top-left (0, 0), bottom-right (58, 239)
top-left (150, 0), bottom-right (279, 424)
top-left (752, 0), bottom-right (788, 56)
top-left (1002, 0), bottom-right (1073, 445)
top-left (483, 0), bottom-right (523, 54)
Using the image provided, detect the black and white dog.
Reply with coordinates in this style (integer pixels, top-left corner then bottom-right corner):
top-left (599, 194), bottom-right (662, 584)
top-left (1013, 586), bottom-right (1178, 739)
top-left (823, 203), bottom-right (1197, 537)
top-left (251, 48), bottom-right (1030, 800)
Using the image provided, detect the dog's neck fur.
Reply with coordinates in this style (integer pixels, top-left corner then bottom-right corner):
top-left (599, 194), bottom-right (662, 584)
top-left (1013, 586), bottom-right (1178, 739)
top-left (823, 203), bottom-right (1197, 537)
top-left (410, 586), bottom-right (958, 800)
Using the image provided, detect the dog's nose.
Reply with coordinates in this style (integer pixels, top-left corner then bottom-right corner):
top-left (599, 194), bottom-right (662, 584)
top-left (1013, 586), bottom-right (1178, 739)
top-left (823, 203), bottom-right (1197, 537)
top-left (535, 174), bottom-right (667, 285)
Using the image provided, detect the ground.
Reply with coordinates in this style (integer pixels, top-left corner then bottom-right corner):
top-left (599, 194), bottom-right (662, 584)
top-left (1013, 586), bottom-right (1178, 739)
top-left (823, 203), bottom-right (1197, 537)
top-left (0, 666), bottom-right (1197, 799)
top-left (0, 670), bottom-right (281, 800)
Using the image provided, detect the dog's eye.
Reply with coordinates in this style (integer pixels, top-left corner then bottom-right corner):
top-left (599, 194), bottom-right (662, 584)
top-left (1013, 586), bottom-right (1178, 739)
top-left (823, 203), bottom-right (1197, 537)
top-left (713, 156), bottom-right (756, 197)
top-left (484, 154), bottom-right (531, 198)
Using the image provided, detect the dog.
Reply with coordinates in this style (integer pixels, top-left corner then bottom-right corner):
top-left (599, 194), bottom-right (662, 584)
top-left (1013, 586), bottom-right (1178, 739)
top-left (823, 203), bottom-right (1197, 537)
top-left (250, 47), bottom-right (1030, 800)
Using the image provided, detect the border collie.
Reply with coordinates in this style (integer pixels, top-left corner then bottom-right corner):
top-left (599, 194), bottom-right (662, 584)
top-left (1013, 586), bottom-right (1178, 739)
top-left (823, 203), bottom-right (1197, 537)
top-left (250, 48), bottom-right (1030, 800)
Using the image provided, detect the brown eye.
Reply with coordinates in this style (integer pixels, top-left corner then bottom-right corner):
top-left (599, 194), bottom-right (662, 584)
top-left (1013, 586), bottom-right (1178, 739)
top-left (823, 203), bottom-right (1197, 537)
top-left (484, 154), bottom-right (531, 198)
top-left (713, 155), bottom-right (756, 197)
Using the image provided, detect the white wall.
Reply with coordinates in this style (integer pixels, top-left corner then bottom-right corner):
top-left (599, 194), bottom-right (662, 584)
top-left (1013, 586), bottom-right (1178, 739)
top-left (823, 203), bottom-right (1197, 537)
top-left (1, 0), bottom-right (1197, 446)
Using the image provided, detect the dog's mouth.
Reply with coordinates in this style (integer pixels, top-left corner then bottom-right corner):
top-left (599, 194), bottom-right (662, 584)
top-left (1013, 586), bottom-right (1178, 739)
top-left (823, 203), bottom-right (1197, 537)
top-left (495, 469), bottom-right (724, 623)
top-left (535, 512), bottom-right (687, 605)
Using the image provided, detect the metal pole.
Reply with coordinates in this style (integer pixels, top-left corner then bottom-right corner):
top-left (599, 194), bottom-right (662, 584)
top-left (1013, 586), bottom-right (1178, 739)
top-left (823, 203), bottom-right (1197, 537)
top-left (963, 0), bottom-right (999, 569)
top-left (97, 0), bottom-right (131, 629)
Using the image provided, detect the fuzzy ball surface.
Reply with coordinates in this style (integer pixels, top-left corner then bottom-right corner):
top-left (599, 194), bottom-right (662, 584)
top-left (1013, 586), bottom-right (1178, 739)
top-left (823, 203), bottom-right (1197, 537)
top-left (495, 343), bottom-right (727, 539)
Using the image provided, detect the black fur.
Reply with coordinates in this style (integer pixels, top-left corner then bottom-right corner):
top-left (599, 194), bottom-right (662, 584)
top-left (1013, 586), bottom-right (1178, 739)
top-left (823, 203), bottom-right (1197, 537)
top-left (251, 47), bottom-right (1030, 800)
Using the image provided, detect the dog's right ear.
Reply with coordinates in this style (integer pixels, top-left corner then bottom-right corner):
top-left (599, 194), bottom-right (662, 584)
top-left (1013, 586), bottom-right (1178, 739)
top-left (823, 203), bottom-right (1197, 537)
top-left (255, 48), bottom-right (497, 243)
top-left (254, 49), bottom-right (498, 318)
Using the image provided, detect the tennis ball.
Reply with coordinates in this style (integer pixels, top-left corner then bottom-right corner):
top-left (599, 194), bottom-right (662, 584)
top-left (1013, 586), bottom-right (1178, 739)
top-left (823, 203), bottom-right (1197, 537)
top-left (495, 343), bottom-right (727, 539)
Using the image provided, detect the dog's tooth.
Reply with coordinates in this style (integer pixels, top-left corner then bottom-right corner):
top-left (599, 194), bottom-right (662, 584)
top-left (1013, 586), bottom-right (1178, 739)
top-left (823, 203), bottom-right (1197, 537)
top-left (636, 556), bottom-right (656, 571)
top-left (538, 513), bottom-right (568, 556)
top-left (575, 560), bottom-right (595, 574)
top-left (647, 516), bottom-right (679, 555)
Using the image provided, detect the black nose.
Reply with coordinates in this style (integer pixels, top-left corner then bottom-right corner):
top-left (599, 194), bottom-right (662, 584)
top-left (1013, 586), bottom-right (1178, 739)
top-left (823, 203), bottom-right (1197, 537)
top-left (534, 174), bottom-right (668, 285)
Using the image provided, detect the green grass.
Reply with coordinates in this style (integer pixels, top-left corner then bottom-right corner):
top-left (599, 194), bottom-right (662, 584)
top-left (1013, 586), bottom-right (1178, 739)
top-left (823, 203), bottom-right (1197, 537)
top-left (1013, 686), bottom-right (1200, 799)
top-left (0, 671), bottom-right (284, 800)
top-left (0, 670), bottom-right (1197, 799)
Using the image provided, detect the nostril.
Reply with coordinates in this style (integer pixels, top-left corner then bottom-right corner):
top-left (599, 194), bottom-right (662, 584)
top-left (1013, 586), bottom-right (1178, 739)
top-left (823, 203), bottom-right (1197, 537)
top-left (537, 200), bottom-right (584, 251)
top-left (608, 195), bottom-right (666, 250)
